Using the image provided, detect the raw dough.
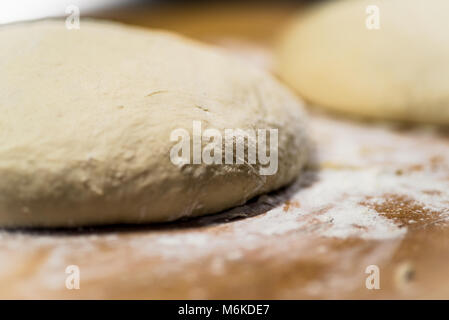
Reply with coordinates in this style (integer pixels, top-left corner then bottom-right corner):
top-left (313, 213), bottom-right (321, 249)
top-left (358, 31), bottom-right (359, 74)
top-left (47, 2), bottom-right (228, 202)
top-left (0, 20), bottom-right (308, 227)
top-left (277, 0), bottom-right (449, 124)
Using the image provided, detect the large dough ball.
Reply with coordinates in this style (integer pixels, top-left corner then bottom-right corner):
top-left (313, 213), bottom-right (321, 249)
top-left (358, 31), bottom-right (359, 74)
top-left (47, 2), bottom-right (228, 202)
top-left (0, 20), bottom-right (308, 227)
top-left (277, 0), bottom-right (449, 123)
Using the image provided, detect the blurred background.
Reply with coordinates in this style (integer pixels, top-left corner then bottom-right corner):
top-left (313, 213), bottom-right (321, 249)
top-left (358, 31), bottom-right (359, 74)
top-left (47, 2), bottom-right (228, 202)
top-left (0, 0), bottom-right (319, 44)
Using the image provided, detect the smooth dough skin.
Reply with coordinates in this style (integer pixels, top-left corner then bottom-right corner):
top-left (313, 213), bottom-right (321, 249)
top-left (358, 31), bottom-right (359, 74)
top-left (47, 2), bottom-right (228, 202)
top-left (277, 0), bottom-right (449, 124)
top-left (0, 20), bottom-right (309, 227)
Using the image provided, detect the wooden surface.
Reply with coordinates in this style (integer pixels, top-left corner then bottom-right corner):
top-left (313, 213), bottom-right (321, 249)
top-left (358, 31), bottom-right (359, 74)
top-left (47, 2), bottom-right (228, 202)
top-left (0, 2), bottom-right (448, 299)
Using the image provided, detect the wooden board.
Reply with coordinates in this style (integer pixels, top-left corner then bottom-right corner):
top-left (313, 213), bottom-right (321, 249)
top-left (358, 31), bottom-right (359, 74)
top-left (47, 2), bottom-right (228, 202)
top-left (0, 2), bottom-right (448, 299)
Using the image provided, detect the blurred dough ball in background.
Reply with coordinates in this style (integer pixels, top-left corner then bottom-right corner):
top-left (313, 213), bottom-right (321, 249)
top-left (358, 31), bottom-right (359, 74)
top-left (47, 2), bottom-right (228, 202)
top-left (277, 0), bottom-right (449, 124)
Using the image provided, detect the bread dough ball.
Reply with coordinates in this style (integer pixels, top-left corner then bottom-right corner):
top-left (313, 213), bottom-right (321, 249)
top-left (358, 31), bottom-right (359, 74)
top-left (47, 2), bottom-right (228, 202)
top-left (277, 0), bottom-right (449, 123)
top-left (0, 20), bottom-right (308, 227)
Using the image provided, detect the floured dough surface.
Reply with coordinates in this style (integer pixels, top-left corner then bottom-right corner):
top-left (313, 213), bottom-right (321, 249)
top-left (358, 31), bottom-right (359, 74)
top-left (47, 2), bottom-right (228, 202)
top-left (0, 20), bottom-right (308, 227)
top-left (277, 0), bottom-right (449, 124)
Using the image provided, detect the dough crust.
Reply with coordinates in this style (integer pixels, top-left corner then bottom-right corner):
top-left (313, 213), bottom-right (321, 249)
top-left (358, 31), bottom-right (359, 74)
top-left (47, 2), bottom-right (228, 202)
top-left (277, 0), bottom-right (449, 123)
top-left (0, 20), bottom-right (308, 227)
